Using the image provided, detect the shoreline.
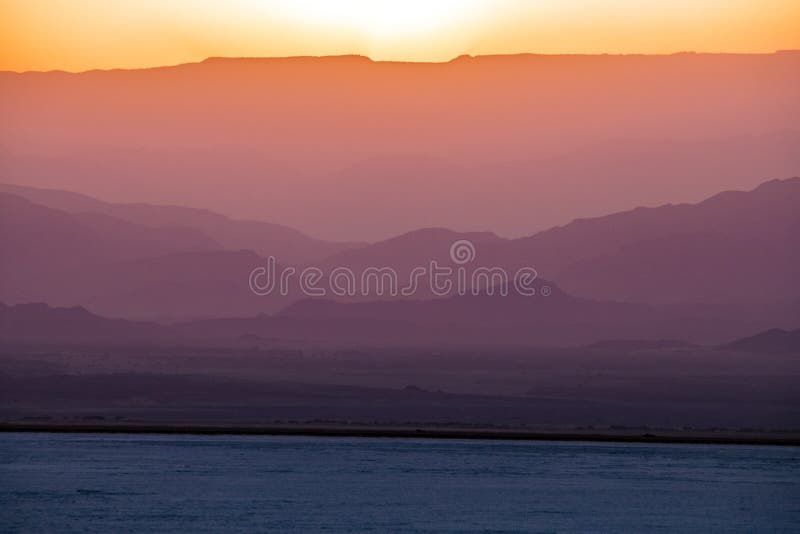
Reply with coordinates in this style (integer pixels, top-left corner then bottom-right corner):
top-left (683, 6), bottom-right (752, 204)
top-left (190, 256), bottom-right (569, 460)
top-left (2, 422), bottom-right (799, 446)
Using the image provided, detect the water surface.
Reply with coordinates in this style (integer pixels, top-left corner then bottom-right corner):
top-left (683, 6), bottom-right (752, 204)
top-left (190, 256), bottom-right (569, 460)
top-left (1, 433), bottom-right (798, 532)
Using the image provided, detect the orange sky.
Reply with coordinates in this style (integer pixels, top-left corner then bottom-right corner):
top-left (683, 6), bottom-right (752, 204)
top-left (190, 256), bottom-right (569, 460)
top-left (2, 0), bottom-right (799, 72)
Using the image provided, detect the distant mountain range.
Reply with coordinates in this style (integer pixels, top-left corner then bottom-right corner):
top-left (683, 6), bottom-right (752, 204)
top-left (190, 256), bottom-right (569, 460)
top-left (2, 301), bottom-right (796, 351)
top-left (303, 177), bottom-right (800, 304)
top-left (1, 178), bottom-right (798, 340)
top-left (0, 183), bottom-right (357, 319)
top-left (2, 53), bottom-right (798, 240)
top-left (0, 302), bottom-right (169, 342)
top-left (504, 177), bottom-right (800, 302)
top-left (0, 182), bottom-right (361, 264)
top-left (722, 328), bottom-right (800, 354)
top-left (0, 190), bottom-right (298, 318)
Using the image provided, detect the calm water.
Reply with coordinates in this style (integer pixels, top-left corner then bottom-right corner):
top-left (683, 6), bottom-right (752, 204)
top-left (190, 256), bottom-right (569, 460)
top-left (1, 433), bottom-right (799, 533)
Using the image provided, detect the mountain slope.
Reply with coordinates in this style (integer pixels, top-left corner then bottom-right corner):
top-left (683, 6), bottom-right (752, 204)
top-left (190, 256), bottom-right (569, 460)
top-left (0, 182), bottom-right (362, 264)
top-left (722, 328), bottom-right (800, 354)
top-left (0, 192), bottom-right (221, 303)
top-left (0, 302), bottom-right (172, 342)
top-left (503, 177), bottom-right (800, 303)
top-left (180, 283), bottom-right (796, 346)
top-left (290, 178), bottom-right (800, 305)
top-left (2, 179), bottom-right (798, 320)
top-left (0, 194), bottom-right (292, 318)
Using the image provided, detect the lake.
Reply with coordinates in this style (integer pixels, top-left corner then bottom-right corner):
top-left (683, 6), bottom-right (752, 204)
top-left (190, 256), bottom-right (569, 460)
top-left (1, 432), bottom-right (798, 532)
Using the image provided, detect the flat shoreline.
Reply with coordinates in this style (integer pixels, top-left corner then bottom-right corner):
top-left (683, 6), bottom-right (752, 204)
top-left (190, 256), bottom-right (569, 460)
top-left (2, 422), bottom-right (799, 446)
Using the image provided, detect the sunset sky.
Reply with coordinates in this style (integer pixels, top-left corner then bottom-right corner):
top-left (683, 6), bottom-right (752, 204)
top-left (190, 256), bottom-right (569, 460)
top-left (2, 0), bottom-right (799, 71)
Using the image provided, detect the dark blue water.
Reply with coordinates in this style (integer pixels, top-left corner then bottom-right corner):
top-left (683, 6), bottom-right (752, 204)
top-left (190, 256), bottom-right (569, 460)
top-left (1, 433), bottom-right (798, 533)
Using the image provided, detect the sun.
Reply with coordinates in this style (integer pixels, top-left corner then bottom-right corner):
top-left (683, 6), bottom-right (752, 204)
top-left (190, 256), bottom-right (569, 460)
top-left (269, 0), bottom-right (489, 38)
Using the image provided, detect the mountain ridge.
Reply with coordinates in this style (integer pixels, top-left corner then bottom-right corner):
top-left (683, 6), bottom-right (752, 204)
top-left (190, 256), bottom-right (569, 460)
top-left (0, 182), bottom-right (363, 264)
top-left (4, 51), bottom-right (799, 75)
top-left (3, 52), bottom-right (797, 240)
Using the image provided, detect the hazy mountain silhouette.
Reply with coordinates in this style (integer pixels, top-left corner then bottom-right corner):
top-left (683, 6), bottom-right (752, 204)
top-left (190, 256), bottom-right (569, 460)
top-left (2, 178), bottom-right (799, 323)
top-left (722, 328), bottom-right (800, 354)
top-left (510, 177), bottom-right (800, 302)
top-left (3, 52), bottom-right (799, 434)
top-left (2, 53), bottom-right (798, 240)
top-left (584, 339), bottom-right (696, 352)
top-left (0, 302), bottom-right (170, 342)
top-left (279, 278), bottom-right (588, 324)
top-left (0, 194), bottom-right (296, 318)
top-left (300, 178), bottom-right (799, 304)
top-left (71, 249), bottom-right (296, 321)
top-left (320, 228), bottom-right (505, 271)
top-left (0, 192), bottom-right (219, 303)
top-left (0, 192), bottom-right (219, 262)
top-left (1, 294), bottom-right (794, 348)
top-left (0, 182), bottom-right (361, 264)
top-left (271, 283), bottom-right (796, 346)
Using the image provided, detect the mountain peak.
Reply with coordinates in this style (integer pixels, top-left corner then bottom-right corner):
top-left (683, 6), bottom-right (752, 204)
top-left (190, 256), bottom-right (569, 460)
top-left (752, 176), bottom-right (800, 192)
top-left (723, 328), bottom-right (800, 354)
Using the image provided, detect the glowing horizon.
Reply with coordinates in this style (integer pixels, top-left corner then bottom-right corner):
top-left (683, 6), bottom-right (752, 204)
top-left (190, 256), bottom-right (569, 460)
top-left (2, 0), bottom-right (800, 72)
